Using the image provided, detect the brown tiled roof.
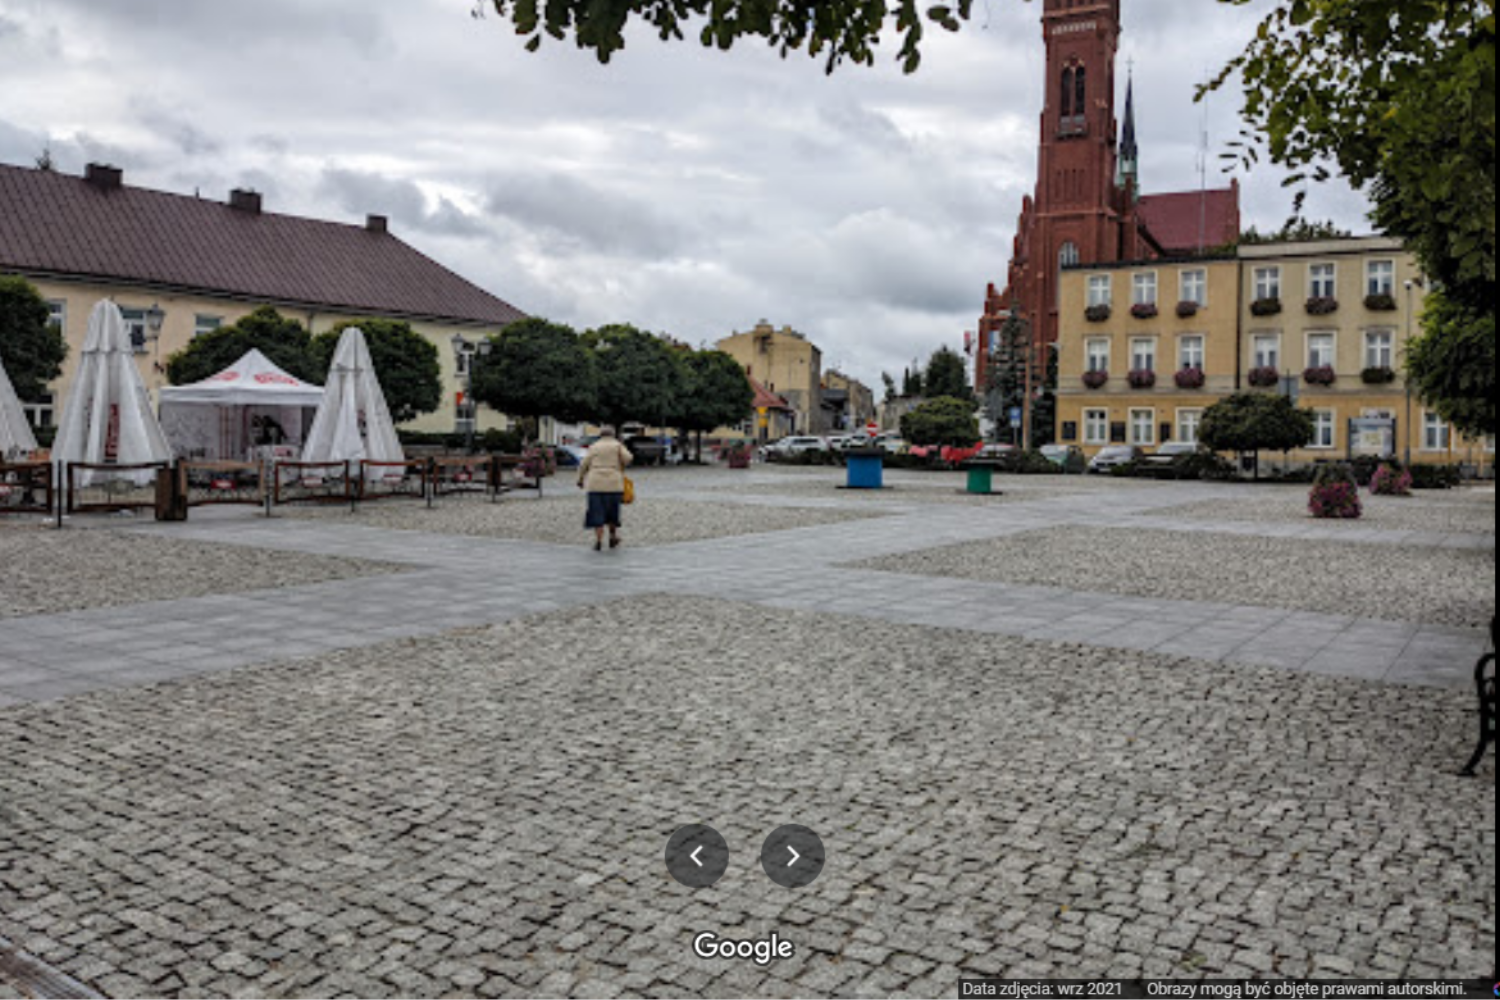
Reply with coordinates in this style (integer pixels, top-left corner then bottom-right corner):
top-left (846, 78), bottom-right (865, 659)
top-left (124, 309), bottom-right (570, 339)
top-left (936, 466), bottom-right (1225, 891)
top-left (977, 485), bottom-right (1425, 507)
top-left (1137, 185), bottom-right (1241, 255)
top-left (749, 376), bottom-right (793, 411)
top-left (0, 163), bottom-right (527, 327)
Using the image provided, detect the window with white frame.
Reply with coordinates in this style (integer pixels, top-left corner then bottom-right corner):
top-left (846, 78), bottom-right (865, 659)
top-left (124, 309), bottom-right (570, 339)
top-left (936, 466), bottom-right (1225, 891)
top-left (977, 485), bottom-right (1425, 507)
top-left (1085, 338), bottom-right (1111, 373)
top-left (1177, 409), bottom-right (1203, 444)
top-left (1084, 409), bottom-right (1109, 445)
top-left (455, 398), bottom-right (477, 433)
top-left (1179, 335), bottom-right (1205, 370)
top-left (1180, 268), bottom-right (1207, 306)
top-left (1254, 266), bottom-right (1281, 301)
top-left (1252, 334), bottom-right (1281, 369)
top-left (1367, 260), bottom-right (1395, 297)
top-left (118, 307), bottom-right (149, 354)
top-left (1309, 262), bottom-right (1337, 299)
top-left (21, 392), bottom-right (54, 430)
top-left (1423, 412), bottom-right (1451, 451)
top-left (193, 314), bottom-right (223, 339)
top-left (1087, 274), bottom-right (1112, 307)
top-left (1307, 332), bottom-right (1336, 369)
top-left (45, 300), bottom-right (66, 333)
top-left (1365, 329), bottom-right (1394, 369)
top-left (455, 341), bottom-right (476, 378)
top-left (1129, 408), bottom-right (1156, 446)
top-left (1132, 271), bottom-right (1158, 306)
top-left (1310, 410), bottom-right (1336, 449)
top-left (1130, 337), bottom-right (1156, 372)
top-left (1059, 242), bottom-right (1080, 268)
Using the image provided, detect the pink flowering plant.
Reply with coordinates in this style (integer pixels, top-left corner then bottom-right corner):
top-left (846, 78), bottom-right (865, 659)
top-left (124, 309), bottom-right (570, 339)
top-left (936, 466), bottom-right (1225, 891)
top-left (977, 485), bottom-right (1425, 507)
top-left (1309, 481), bottom-right (1363, 519)
top-left (1370, 463), bottom-right (1414, 496)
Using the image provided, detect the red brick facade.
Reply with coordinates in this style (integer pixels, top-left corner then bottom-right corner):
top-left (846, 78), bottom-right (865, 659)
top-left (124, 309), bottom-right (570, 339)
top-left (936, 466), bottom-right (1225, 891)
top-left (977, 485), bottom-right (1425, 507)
top-left (974, 0), bottom-right (1240, 392)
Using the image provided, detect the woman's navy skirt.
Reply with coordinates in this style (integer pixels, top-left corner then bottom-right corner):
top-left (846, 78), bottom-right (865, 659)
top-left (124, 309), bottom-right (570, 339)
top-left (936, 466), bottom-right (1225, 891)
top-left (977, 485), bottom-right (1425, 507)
top-left (584, 491), bottom-right (624, 528)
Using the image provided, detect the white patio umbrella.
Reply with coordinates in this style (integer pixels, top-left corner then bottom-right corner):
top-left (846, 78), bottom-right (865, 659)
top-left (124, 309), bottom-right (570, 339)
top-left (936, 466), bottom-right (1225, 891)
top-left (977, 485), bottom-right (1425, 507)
top-left (0, 355), bottom-right (38, 460)
top-left (301, 326), bottom-right (404, 474)
top-left (51, 299), bottom-right (173, 485)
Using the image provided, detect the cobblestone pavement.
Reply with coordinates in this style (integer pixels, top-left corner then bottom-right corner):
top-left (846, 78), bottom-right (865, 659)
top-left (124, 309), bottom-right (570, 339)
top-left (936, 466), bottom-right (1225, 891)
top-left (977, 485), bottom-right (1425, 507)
top-left (1157, 488), bottom-right (1497, 536)
top-left (849, 525), bottom-right (1496, 628)
top-left (0, 471), bottom-right (1494, 996)
top-left (0, 597), bottom-right (1493, 998)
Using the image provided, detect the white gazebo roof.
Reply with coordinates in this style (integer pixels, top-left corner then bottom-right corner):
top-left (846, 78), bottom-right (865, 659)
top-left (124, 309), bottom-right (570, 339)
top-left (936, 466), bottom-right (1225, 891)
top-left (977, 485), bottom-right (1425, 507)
top-left (159, 349), bottom-right (324, 407)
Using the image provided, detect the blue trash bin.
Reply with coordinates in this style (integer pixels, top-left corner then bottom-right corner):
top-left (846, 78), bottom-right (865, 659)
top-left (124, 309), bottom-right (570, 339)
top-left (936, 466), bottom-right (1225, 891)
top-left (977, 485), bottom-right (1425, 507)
top-left (845, 449), bottom-right (885, 490)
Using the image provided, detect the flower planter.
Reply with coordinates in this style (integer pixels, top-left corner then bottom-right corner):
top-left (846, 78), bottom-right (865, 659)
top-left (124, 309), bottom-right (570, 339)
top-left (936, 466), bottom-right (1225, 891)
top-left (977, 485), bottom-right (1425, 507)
top-left (1250, 297), bottom-right (1282, 317)
top-left (1175, 300), bottom-right (1200, 319)
top-left (1082, 371), bottom-right (1110, 390)
top-left (1361, 366), bottom-right (1397, 385)
top-left (1364, 292), bottom-right (1398, 311)
top-left (1303, 365), bottom-right (1337, 387)
top-left (1084, 304), bottom-right (1112, 323)
top-left (1130, 302), bottom-right (1159, 320)
top-left (1305, 296), bottom-right (1339, 316)
top-left (1247, 366), bottom-right (1281, 389)
top-left (1127, 369), bottom-right (1157, 389)
top-left (1174, 367), bottom-right (1206, 390)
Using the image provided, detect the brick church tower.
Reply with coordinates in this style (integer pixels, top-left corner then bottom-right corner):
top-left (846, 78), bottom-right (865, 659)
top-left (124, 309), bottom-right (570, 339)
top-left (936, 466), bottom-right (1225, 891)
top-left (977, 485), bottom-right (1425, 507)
top-left (973, 0), bottom-right (1240, 392)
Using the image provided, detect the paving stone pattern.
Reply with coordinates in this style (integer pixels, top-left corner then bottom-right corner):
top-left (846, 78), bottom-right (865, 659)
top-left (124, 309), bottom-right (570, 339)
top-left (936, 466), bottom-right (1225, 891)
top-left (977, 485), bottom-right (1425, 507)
top-left (1158, 489), bottom-right (1498, 536)
top-left (0, 597), bottom-right (1493, 999)
top-left (850, 525), bottom-right (1496, 628)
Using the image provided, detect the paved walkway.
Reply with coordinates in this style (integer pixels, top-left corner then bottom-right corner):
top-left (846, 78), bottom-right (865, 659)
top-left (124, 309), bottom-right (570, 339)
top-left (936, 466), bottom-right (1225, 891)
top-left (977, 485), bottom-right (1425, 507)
top-left (0, 474), bottom-right (1490, 704)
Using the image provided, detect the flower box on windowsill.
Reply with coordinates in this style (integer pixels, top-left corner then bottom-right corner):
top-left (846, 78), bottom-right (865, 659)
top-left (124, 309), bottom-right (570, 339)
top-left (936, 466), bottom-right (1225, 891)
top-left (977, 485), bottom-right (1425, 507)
top-left (1130, 302), bottom-right (1159, 320)
top-left (1084, 304), bottom-right (1112, 323)
top-left (1250, 297), bottom-right (1282, 317)
top-left (1174, 367), bottom-right (1206, 390)
top-left (1303, 365), bottom-right (1337, 387)
top-left (1127, 369), bottom-right (1157, 390)
top-left (1305, 296), bottom-right (1340, 316)
top-left (1361, 365), bottom-right (1398, 385)
top-left (1247, 366), bottom-right (1281, 389)
top-left (1176, 300), bottom-right (1200, 319)
top-left (1364, 292), bottom-right (1398, 311)
top-left (1082, 371), bottom-right (1110, 390)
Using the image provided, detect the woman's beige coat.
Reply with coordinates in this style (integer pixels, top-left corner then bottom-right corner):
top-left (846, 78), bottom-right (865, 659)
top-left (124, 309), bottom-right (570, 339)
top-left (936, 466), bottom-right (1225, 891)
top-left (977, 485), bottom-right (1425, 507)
top-left (579, 438), bottom-right (633, 493)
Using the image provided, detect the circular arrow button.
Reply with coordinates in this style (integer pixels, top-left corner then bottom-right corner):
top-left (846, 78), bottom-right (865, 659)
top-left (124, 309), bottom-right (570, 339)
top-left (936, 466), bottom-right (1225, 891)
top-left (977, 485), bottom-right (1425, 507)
top-left (760, 824), bottom-right (825, 888)
top-left (665, 824), bottom-right (729, 888)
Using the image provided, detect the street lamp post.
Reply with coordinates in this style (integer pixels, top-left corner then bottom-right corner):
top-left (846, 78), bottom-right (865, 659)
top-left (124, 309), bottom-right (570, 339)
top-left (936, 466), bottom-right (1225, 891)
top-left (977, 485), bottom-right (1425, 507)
top-left (1402, 278), bottom-right (1422, 466)
top-left (452, 335), bottom-right (492, 454)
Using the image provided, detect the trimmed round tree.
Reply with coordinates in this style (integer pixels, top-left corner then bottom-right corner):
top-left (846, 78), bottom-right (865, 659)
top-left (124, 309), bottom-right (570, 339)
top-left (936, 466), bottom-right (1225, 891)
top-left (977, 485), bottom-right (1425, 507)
top-left (900, 395), bottom-right (980, 448)
top-left (310, 319), bottom-right (442, 424)
top-left (585, 323), bottom-right (684, 429)
top-left (469, 318), bottom-right (597, 439)
top-left (165, 306), bottom-right (320, 385)
top-left (0, 275), bottom-right (68, 401)
top-left (1199, 391), bottom-right (1316, 480)
top-left (672, 349), bottom-right (754, 461)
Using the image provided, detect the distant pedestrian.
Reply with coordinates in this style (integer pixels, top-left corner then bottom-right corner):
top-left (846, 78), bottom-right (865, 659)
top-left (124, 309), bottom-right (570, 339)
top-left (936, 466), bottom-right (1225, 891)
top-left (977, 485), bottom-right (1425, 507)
top-left (578, 426), bottom-right (633, 550)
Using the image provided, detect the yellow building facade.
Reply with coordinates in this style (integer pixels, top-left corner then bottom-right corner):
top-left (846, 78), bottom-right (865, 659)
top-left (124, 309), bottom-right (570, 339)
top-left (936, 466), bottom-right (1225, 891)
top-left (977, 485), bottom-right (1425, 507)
top-left (1056, 237), bottom-right (1494, 470)
top-left (716, 321), bottom-right (825, 435)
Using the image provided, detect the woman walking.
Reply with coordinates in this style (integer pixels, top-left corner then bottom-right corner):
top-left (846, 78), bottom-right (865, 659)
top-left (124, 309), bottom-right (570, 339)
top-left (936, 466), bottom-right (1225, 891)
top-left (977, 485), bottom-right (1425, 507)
top-left (577, 426), bottom-right (633, 550)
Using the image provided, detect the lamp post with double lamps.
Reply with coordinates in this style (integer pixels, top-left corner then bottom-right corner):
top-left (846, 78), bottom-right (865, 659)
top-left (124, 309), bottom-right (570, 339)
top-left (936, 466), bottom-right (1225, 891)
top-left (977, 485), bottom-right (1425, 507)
top-left (452, 334), bottom-right (492, 454)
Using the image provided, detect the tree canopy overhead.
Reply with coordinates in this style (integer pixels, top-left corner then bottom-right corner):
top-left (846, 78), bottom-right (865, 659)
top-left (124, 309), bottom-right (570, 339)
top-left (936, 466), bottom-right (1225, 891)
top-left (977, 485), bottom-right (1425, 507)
top-left (0, 275), bottom-right (67, 401)
top-left (473, 0), bottom-right (974, 73)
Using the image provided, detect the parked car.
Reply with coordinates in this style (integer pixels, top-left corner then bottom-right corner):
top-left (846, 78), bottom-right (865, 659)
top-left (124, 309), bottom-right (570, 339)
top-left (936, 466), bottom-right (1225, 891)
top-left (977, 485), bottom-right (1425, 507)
top-left (763, 435), bottom-right (829, 459)
top-left (1088, 445), bottom-right (1143, 473)
top-left (970, 442), bottom-right (1022, 471)
top-left (554, 444), bottom-right (588, 468)
top-left (1040, 443), bottom-right (1087, 473)
top-left (873, 434), bottom-right (905, 454)
top-left (1137, 441), bottom-right (1200, 479)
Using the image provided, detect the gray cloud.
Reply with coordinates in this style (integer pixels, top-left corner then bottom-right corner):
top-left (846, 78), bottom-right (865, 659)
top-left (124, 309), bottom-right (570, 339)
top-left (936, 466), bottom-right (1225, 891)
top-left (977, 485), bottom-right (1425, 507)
top-left (483, 170), bottom-right (692, 259)
top-left (318, 167), bottom-right (488, 238)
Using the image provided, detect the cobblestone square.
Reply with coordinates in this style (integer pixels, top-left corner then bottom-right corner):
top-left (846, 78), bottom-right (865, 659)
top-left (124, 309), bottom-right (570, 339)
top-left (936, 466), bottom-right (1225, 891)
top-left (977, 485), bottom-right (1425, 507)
top-left (0, 471), bottom-right (1494, 997)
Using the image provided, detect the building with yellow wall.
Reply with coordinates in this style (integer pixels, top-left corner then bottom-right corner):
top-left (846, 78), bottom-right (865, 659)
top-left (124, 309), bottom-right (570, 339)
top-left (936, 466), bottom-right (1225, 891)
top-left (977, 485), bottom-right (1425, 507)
top-left (1056, 236), bottom-right (1494, 470)
top-left (0, 162), bottom-right (526, 438)
top-left (716, 321), bottom-right (825, 435)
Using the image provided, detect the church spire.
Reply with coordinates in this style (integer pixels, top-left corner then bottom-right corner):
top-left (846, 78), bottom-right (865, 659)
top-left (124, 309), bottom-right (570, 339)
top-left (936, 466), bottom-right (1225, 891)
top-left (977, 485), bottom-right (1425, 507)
top-left (1117, 66), bottom-right (1139, 198)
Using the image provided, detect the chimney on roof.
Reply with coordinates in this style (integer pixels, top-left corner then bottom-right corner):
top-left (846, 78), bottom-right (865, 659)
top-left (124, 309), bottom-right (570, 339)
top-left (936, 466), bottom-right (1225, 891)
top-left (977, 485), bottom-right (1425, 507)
top-left (84, 163), bottom-right (123, 191)
top-left (229, 188), bottom-right (262, 214)
top-left (365, 214), bottom-right (388, 234)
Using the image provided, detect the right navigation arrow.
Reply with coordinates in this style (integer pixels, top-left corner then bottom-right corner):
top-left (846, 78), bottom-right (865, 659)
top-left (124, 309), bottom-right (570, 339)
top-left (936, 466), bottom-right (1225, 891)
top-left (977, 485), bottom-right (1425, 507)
top-left (787, 846), bottom-right (800, 867)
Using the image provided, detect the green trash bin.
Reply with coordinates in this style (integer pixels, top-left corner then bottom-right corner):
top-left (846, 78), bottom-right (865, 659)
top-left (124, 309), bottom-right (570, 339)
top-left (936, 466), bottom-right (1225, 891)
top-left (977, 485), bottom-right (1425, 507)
top-left (962, 460), bottom-right (1003, 495)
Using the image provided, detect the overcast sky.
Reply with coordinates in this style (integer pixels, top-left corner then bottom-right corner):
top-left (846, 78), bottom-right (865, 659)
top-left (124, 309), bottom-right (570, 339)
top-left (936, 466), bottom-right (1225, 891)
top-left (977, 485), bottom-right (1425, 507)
top-left (0, 0), bottom-right (1372, 390)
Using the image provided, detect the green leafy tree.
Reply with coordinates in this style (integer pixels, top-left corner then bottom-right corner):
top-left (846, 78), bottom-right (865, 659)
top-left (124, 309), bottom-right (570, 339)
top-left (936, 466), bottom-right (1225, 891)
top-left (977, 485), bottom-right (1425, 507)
top-left (900, 396), bottom-right (979, 448)
top-left (165, 306), bottom-right (319, 386)
top-left (1238, 219), bottom-right (1353, 245)
top-left (469, 318), bottom-right (597, 439)
top-left (1206, 0), bottom-right (1495, 435)
top-left (881, 372), bottom-right (897, 404)
top-left (473, 0), bottom-right (974, 74)
top-left (673, 349), bottom-right (754, 460)
top-left (585, 323), bottom-right (684, 429)
top-left (901, 366), bottom-right (924, 399)
top-left (310, 319), bottom-right (442, 424)
top-left (1199, 392), bottom-right (1316, 478)
top-left (923, 346), bottom-right (973, 404)
top-left (0, 275), bottom-right (67, 401)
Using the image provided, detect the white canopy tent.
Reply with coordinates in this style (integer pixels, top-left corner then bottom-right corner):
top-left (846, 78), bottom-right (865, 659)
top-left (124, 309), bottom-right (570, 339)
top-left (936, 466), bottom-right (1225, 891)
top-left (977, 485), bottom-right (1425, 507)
top-left (159, 349), bottom-right (324, 461)
top-left (52, 300), bottom-right (172, 485)
top-left (301, 327), bottom-right (404, 474)
top-left (0, 356), bottom-right (38, 460)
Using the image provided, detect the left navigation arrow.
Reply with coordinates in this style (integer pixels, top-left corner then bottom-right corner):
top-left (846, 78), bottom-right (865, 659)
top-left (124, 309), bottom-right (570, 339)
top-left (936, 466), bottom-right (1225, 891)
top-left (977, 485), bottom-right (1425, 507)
top-left (665, 825), bottom-right (728, 888)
